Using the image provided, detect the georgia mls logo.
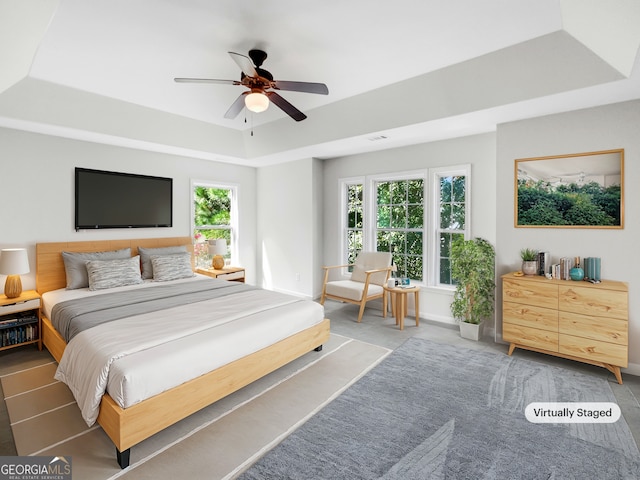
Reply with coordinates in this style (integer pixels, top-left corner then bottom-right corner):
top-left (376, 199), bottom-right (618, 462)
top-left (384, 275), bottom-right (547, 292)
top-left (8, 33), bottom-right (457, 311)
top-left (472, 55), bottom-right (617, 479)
top-left (0, 455), bottom-right (72, 480)
top-left (49, 457), bottom-right (71, 473)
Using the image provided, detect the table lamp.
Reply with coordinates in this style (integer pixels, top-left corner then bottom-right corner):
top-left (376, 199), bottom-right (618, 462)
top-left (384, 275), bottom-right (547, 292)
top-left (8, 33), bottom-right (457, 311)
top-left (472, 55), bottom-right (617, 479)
top-left (208, 239), bottom-right (227, 270)
top-left (0, 248), bottom-right (30, 298)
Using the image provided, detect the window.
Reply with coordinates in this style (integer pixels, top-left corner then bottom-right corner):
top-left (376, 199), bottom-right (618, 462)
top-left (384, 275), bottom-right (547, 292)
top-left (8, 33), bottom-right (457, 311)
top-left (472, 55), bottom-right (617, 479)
top-left (375, 178), bottom-right (424, 281)
top-left (340, 165), bottom-right (469, 288)
top-left (435, 171), bottom-right (468, 285)
top-left (345, 181), bottom-right (363, 269)
top-left (192, 182), bottom-right (237, 268)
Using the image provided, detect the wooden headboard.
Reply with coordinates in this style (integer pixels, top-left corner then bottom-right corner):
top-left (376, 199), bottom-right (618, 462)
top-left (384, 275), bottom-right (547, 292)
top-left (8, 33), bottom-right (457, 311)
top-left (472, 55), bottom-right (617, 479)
top-left (36, 237), bottom-right (193, 295)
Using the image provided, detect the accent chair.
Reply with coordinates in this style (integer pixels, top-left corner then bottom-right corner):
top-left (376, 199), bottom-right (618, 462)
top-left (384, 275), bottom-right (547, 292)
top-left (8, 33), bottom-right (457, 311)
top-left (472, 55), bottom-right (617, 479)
top-left (320, 251), bottom-right (392, 322)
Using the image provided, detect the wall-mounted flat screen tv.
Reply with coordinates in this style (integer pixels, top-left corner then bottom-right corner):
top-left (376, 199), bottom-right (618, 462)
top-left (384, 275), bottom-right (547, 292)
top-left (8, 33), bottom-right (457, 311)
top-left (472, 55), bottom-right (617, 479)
top-left (75, 168), bottom-right (173, 230)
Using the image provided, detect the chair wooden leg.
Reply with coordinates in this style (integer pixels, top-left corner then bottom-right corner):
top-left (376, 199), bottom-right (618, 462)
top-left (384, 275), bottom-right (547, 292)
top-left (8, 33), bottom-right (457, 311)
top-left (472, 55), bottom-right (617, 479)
top-left (357, 301), bottom-right (367, 322)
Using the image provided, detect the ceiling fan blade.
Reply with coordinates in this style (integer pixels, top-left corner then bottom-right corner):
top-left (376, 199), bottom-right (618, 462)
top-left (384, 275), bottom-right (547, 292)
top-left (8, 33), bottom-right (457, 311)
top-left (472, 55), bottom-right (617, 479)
top-left (174, 78), bottom-right (240, 85)
top-left (266, 91), bottom-right (307, 121)
top-left (228, 52), bottom-right (258, 77)
top-left (273, 80), bottom-right (329, 95)
top-left (224, 92), bottom-right (249, 119)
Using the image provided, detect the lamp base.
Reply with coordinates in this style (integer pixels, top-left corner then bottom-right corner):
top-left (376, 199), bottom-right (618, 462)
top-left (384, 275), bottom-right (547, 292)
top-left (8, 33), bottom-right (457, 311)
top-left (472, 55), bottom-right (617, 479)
top-left (212, 255), bottom-right (225, 270)
top-left (4, 275), bottom-right (22, 298)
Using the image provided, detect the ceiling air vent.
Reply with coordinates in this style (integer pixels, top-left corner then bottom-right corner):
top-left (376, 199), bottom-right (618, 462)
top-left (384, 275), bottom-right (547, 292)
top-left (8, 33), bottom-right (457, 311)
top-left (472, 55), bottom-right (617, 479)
top-left (367, 135), bottom-right (388, 142)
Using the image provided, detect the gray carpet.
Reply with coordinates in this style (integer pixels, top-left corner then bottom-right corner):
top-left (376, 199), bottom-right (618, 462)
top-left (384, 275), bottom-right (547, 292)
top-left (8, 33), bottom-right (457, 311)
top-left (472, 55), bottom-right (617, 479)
top-left (239, 337), bottom-right (640, 479)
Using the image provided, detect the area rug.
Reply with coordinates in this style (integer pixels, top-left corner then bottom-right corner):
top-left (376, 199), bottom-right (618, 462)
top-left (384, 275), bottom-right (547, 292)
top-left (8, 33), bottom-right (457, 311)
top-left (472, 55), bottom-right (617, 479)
top-left (0, 335), bottom-right (391, 479)
top-left (239, 338), bottom-right (640, 479)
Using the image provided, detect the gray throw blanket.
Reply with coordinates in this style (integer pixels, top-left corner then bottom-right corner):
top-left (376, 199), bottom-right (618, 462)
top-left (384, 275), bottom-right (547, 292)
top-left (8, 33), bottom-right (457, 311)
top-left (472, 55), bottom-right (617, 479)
top-left (51, 280), bottom-right (254, 342)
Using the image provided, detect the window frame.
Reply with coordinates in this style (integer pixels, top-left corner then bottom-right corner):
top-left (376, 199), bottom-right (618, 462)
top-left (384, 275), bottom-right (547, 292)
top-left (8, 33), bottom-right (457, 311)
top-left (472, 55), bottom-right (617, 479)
top-left (190, 179), bottom-right (239, 266)
top-left (367, 170), bottom-right (427, 282)
top-left (339, 164), bottom-right (470, 290)
top-left (339, 176), bottom-right (365, 275)
top-left (428, 164), bottom-right (471, 289)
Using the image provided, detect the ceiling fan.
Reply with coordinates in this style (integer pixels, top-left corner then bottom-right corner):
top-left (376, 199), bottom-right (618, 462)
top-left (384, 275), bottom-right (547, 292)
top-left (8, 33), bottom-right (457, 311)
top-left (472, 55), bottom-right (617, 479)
top-left (174, 49), bottom-right (329, 122)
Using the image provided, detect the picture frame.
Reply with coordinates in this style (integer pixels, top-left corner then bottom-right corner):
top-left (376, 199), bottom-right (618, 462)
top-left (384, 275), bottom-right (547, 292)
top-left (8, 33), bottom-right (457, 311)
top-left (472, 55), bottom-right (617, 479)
top-left (515, 149), bottom-right (624, 229)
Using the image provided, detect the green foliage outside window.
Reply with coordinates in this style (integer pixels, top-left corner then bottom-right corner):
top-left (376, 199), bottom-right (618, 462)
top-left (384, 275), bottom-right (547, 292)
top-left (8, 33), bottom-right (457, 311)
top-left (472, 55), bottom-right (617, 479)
top-left (193, 186), bottom-right (232, 267)
top-left (346, 184), bottom-right (363, 269)
top-left (376, 179), bottom-right (424, 281)
top-left (439, 175), bottom-right (466, 285)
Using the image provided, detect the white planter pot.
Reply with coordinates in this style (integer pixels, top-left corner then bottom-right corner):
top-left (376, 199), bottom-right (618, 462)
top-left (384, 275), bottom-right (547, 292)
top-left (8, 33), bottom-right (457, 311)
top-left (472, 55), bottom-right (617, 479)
top-left (522, 261), bottom-right (538, 276)
top-left (459, 321), bottom-right (484, 341)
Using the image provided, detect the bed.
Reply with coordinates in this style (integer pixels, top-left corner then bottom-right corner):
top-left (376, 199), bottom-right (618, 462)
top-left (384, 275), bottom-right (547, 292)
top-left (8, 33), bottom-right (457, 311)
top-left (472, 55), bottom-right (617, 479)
top-left (35, 237), bottom-right (330, 469)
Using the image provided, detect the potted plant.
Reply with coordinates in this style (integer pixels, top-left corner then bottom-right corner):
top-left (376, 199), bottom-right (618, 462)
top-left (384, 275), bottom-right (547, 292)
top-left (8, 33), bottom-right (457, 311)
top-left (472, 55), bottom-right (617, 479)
top-left (450, 237), bottom-right (496, 340)
top-left (520, 248), bottom-right (538, 276)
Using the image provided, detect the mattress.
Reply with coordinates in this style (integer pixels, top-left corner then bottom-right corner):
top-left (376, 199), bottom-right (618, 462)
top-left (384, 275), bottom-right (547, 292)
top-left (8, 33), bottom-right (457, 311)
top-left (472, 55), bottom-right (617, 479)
top-left (44, 276), bottom-right (325, 426)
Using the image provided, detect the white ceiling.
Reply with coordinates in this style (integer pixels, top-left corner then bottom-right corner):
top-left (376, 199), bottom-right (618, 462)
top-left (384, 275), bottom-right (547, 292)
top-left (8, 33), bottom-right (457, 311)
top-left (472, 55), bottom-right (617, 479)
top-left (1, 0), bottom-right (640, 166)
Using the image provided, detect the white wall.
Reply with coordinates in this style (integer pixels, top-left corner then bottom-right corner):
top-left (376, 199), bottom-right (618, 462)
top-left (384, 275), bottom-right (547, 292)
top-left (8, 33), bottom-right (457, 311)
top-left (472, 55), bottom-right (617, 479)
top-left (496, 99), bottom-right (640, 370)
top-left (0, 127), bottom-right (258, 287)
top-left (322, 133), bottom-right (497, 326)
top-left (256, 158), bottom-right (323, 298)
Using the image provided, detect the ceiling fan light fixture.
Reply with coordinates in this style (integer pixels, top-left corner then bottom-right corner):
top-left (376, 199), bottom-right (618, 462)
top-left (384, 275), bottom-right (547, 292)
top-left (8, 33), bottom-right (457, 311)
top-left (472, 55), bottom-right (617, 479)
top-left (245, 92), bottom-right (269, 113)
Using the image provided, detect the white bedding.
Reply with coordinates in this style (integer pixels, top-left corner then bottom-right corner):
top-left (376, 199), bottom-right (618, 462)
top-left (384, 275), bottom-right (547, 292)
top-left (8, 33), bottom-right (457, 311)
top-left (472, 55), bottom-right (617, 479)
top-left (46, 277), bottom-right (325, 426)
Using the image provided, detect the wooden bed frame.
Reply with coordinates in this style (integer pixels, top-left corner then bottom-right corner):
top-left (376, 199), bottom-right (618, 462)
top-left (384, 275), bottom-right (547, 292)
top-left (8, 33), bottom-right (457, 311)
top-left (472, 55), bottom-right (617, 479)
top-left (35, 237), bottom-right (330, 469)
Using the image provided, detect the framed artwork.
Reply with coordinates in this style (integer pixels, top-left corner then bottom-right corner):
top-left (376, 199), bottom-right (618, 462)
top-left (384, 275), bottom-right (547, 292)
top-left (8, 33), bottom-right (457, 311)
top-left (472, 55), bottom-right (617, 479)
top-left (515, 149), bottom-right (624, 228)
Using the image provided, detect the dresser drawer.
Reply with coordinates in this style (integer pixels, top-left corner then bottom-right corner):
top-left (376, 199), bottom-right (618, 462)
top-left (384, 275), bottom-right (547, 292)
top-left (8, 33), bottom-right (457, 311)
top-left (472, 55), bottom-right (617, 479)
top-left (503, 322), bottom-right (558, 352)
top-left (559, 285), bottom-right (627, 320)
top-left (559, 311), bottom-right (627, 346)
top-left (503, 279), bottom-right (558, 310)
top-left (503, 301), bottom-right (558, 332)
top-left (559, 334), bottom-right (628, 367)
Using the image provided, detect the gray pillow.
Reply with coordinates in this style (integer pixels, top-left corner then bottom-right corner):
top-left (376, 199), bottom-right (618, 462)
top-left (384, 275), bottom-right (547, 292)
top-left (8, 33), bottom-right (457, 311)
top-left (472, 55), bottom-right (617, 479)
top-left (138, 245), bottom-right (187, 279)
top-left (62, 248), bottom-right (131, 289)
top-left (150, 253), bottom-right (194, 282)
top-left (86, 256), bottom-right (144, 291)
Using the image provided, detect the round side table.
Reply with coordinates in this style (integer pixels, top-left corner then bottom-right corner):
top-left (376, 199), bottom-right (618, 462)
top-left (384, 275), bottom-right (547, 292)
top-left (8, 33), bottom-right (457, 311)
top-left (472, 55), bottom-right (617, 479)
top-left (382, 285), bottom-right (420, 330)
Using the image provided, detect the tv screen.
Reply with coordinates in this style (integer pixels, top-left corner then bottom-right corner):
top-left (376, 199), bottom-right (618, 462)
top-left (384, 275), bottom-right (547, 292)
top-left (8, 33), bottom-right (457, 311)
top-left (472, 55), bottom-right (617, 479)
top-left (75, 168), bottom-right (173, 230)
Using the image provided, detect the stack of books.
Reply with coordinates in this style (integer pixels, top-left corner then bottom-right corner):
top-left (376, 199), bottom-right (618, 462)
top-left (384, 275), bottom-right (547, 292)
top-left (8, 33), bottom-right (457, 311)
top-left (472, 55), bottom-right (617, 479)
top-left (551, 257), bottom-right (575, 280)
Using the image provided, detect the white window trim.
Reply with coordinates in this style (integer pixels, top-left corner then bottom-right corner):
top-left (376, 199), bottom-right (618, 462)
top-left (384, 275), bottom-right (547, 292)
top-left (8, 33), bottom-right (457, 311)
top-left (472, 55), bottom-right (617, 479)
top-left (190, 179), bottom-right (239, 266)
top-left (366, 169), bottom-right (427, 280)
top-left (338, 164), bottom-right (470, 291)
top-left (339, 176), bottom-right (365, 277)
top-left (427, 164), bottom-right (471, 290)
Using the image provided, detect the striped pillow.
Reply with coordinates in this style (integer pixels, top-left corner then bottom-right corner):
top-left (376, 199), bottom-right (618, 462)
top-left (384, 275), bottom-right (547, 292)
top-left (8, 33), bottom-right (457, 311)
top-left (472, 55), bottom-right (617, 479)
top-left (150, 253), bottom-right (194, 282)
top-left (85, 256), bottom-right (144, 291)
top-left (62, 248), bottom-right (131, 289)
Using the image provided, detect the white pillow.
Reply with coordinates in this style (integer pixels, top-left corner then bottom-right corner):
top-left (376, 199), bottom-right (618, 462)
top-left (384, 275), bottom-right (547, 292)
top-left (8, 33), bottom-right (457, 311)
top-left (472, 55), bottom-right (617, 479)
top-left (85, 256), bottom-right (144, 291)
top-left (138, 245), bottom-right (187, 279)
top-left (150, 253), bottom-right (194, 282)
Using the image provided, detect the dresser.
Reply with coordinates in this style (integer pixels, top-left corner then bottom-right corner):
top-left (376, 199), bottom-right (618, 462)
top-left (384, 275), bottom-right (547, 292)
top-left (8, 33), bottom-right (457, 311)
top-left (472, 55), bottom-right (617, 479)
top-left (502, 273), bottom-right (628, 384)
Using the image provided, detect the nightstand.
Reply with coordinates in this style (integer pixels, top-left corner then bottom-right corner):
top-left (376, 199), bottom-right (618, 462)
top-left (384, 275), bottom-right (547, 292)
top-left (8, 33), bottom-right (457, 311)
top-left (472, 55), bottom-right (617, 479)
top-left (0, 290), bottom-right (41, 352)
top-left (196, 266), bottom-right (245, 283)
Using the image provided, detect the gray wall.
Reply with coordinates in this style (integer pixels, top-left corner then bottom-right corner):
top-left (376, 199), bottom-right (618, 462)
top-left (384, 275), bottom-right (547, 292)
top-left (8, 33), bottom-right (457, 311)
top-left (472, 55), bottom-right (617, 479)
top-left (496, 99), bottom-right (640, 370)
top-left (0, 127), bottom-right (258, 284)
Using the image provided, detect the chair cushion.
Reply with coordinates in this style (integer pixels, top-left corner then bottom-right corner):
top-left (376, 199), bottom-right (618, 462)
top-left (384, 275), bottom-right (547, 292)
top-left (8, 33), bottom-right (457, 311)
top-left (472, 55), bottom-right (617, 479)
top-left (325, 280), bottom-right (384, 301)
top-left (350, 251), bottom-right (392, 285)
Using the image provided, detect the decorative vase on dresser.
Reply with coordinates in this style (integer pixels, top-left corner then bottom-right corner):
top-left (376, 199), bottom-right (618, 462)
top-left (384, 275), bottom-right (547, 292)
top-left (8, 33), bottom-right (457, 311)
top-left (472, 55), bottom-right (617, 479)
top-left (501, 272), bottom-right (628, 384)
top-left (570, 256), bottom-right (585, 281)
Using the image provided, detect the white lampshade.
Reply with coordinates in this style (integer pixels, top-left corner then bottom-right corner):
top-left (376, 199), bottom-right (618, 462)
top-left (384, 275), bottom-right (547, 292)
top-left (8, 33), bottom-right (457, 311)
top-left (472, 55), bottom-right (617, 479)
top-left (208, 239), bottom-right (227, 256)
top-left (245, 92), bottom-right (269, 113)
top-left (0, 248), bottom-right (30, 275)
top-left (0, 248), bottom-right (30, 298)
